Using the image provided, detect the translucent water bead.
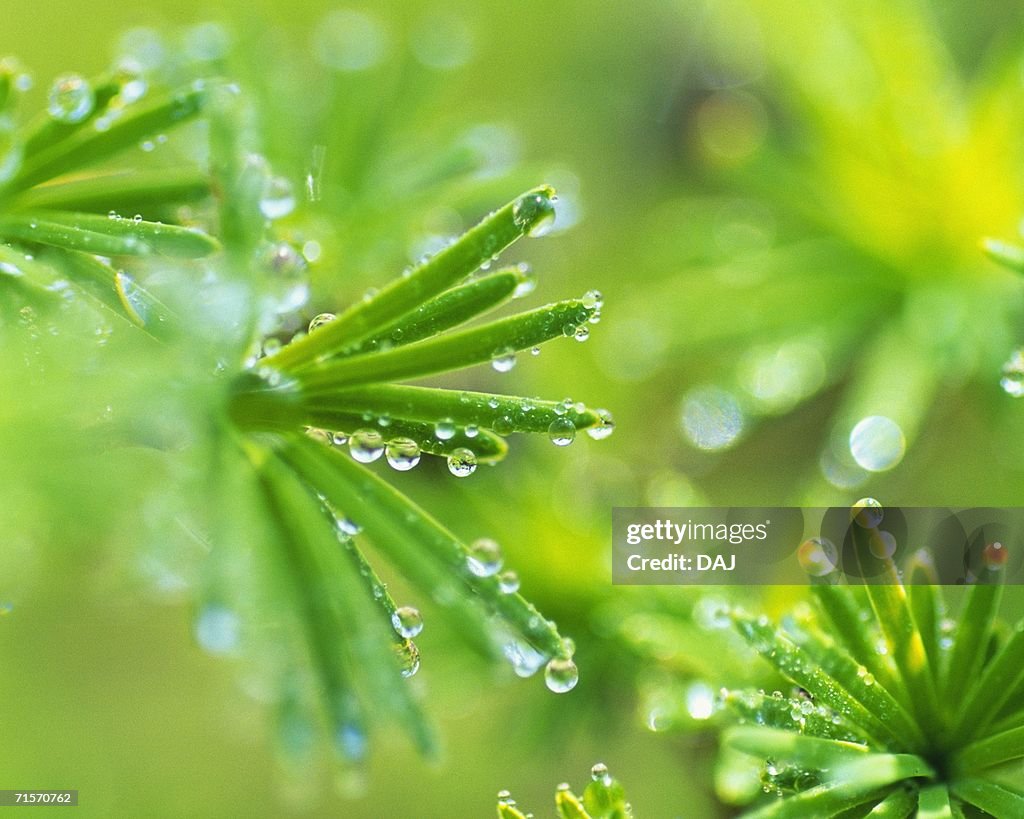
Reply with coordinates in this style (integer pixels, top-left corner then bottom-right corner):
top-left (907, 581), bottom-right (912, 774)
top-left (797, 538), bottom-right (838, 577)
top-left (308, 312), bottom-right (335, 332)
top-left (848, 415), bottom-right (905, 472)
top-left (390, 606), bottom-right (423, 639)
top-left (586, 408), bottom-right (615, 440)
top-left (47, 73), bottom-right (94, 123)
top-left (544, 657), bottom-right (579, 693)
top-left (259, 175), bottom-right (296, 220)
top-left (466, 538), bottom-right (503, 577)
top-left (385, 438), bottom-right (420, 471)
top-left (447, 447), bottom-right (477, 477)
top-left (349, 429), bottom-right (384, 463)
top-left (512, 191), bottom-right (556, 237)
top-left (548, 417), bottom-right (576, 446)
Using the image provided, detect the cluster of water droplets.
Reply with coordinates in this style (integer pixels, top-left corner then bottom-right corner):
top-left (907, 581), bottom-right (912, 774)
top-left (336, 425), bottom-right (480, 477)
top-left (0, 59), bottom-right (29, 181)
top-left (495, 789), bottom-right (528, 815)
top-left (759, 756), bottom-right (820, 797)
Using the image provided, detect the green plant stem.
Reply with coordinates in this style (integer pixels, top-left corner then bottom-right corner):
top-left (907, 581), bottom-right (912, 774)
top-left (10, 169), bottom-right (211, 214)
top-left (265, 186), bottom-right (556, 369)
top-left (292, 299), bottom-right (594, 389)
top-left (2, 85), bottom-right (207, 195)
top-left (302, 384), bottom-right (601, 433)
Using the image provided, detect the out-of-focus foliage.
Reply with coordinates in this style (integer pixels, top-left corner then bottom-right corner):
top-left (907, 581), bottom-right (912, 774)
top-left (589, 0), bottom-right (1024, 505)
top-left (496, 764), bottom-right (632, 819)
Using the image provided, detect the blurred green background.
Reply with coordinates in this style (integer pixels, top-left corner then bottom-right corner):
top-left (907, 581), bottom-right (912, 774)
top-left (4, 1), bottom-right (1024, 816)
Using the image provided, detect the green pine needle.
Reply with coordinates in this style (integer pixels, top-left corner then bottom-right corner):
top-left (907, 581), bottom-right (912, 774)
top-left (700, 548), bottom-right (1024, 817)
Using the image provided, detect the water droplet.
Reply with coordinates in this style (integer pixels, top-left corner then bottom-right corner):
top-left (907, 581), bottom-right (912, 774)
top-left (1001, 348), bottom-right (1024, 396)
top-left (530, 346), bottom-right (541, 356)
top-left (586, 409), bottom-right (615, 440)
top-left (464, 424), bottom-right (479, 438)
top-left (497, 570), bottom-right (520, 594)
top-left (869, 530), bottom-right (897, 560)
top-left (512, 191), bottom-right (557, 237)
top-left (195, 605), bottom-right (240, 655)
top-left (852, 498), bottom-right (884, 529)
top-left (308, 312), bottom-right (336, 332)
top-left (260, 175), bottom-right (296, 220)
top-left (548, 417), bottom-right (576, 446)
top-left (337, 517), bottom-right (362, 536)
top-left (260, 242), bottom-right (309, 314)
top-left (693, 596), bottom-right (732, 630)
top-left (447, 447), bottom-right (477, 477)
top-left (849, 415), bottom-right (905, 472)
top-left (685, 681), bottom-right (716, 720)
top-left (513, 266), bottom-right (537, 298)
top-left (574, 325), bottom-right (590, 342)
top-left (47, 73), bottom-right (94, 123)
top-left (395, 639), bottom-right (420, 678)
top-left (385, 437), bottom-right (420, 471)
top-left (797, 538), bottom-right (838, 577)
top-left (434, 419), bottom-right (456, 440)
top-left (493, 415), bottom-right (514, 435)
top-left (467, 538), bottom-right (502, 576)
top-left (857, 667), bottom-right (875, 686)
top-left (349, 429), bottom-right (384, 463)
top-left (491, 348), bottom-right (516, 372)
top-left (391, 606), bottom-right (423, 639)
top-left (590, 763), bottom-right (610, 782)
top-left (113, 59), bottom-right (147, 105)
top-left (681, 386), bottom-right (744, 451)
top-left (582, 289), bottom-right (603, 309)
top-left (544, 657), bottom-right (579, 693)
top-left (501, 636), bottom-right (547, 677)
